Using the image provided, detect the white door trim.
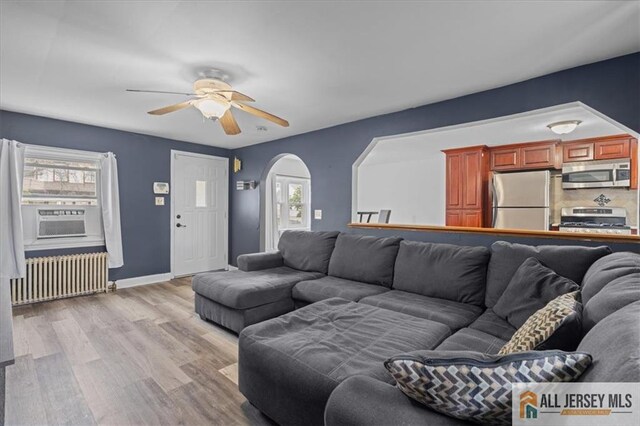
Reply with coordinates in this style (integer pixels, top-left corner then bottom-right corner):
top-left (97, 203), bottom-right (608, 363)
top-left (170, 150), bottom-right (229, 278)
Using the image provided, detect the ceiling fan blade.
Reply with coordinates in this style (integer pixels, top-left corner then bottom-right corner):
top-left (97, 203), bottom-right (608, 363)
top-left (127, 89), bottom-right (198, 96)
top-left (215, 90), bottom-right (255, 102)
top-left (219, 110), bottom-right (241, 135)
top-left (232, 102), bottom-right (289, 127)
top-left (147, 100), bottom-right (193, 115)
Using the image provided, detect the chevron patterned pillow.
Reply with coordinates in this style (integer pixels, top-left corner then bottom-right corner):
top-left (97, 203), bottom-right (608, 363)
top-left (499, 291), bottom-right (582, 355)
top-left (385, 350), bottom-right (592, 425)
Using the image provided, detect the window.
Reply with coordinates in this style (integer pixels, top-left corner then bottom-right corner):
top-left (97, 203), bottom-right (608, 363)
top-left (275, 176), bottom-right (310, 230)
top-left (21, 145), bottom-right (105, 251)
top-left (22, 157), bottom-right (99, 205)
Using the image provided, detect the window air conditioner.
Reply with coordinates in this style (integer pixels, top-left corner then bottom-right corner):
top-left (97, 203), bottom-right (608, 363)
top-left (37, 208), bottom-right (87, 239)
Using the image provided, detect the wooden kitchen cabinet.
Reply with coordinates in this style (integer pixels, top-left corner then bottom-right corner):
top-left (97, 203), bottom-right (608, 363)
top-left (594, 136), bottom-right (631, 160)
top-left (490, 147), bottom-right (519, 171)
top-left (442, 146), bottom-right (490, 227)
top-left (490, 140), bottom-right (559, 171)
top-left (462, 210), bottom-right (483, 227)
top-left (562, 134), bottom-right (633, 162)
top-left (445, 210), bottom-right (483, 227)
top-left (521, 143), bottom-right (558, 168)
top-left (563, 142), bottom-right (594, 162)
top-left (446, 210), bottom-right (463, 226)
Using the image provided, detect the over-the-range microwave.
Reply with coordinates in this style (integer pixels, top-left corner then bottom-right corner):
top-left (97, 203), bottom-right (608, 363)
top-left (562, 159), bottom-right (631, 189)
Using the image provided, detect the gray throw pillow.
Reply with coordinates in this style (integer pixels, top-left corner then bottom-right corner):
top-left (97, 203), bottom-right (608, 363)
top-left (493, 257), bottom-right (579, 328)
top-left (385, 350), bottom-right (592, 425)
top-left (392, 241), bottom-right (490, 306)
top-left (278, 230), bottom-right (340, 274)
top-left (485, 241), bottom-right (611, 308)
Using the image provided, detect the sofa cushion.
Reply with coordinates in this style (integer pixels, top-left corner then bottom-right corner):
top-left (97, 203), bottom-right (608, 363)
top-left (325, 375), bottom-right (467, 426)
top-left (238, 298), bottom-right (451, 426)
top-left (237, 251), bottom-right (284, 272)
top-left (278, 230), bottom-right (340, 274)
top-left (292, 276), bottom-right (389, 303)
top-left (493, 257), bottom-right (579, 328)
top-left (436, 328), bottom-right (507, 354)
top-left (499, 291), bottom-right (582, 354)
top-left (192, 267), bottom-right (324, 309)
top-left (578, 301), bottom-right (640, 382)
top-left (582, 272), bottom-right (640, 332)
top-left (328, 234), bottom-right (402, 287)
top-left (359, 290), bottom-right (483, 330)
top-left (392, 241), bottom-right (490, 306)
top-left (581, 252), bottom-right (640, 305)
top-left (385, 350), bottom-right (592, 426)
top-left (484, 241), bottom-right (611, 308)
top-left (468, 310), bottom-right (517, 341)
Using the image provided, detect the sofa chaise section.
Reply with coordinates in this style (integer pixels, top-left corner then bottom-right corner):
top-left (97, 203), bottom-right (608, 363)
top-left (238, 297), bottom-right (451, 426)
top-left (193, 266), bottom-right (323, 333)
top-left (193, 230), bottom-right (339, 333)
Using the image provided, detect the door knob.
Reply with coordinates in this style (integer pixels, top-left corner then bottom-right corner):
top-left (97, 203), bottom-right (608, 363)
top-left (176, 223), bottom-right (187, 228)
top-left (176, 214), bottom-right (181, 219)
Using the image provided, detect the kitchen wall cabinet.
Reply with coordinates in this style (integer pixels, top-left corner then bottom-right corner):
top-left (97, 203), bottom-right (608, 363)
top-left (561, 134), bottom-right (637, 189)
top-left (562, 134), bottom-right (634, 163)
top-left (594, 137), bottom-right (631, 160)
top-left (442, 145), bottom-right (489, 227)
top-left (490, 140), bottom-right (559, 171)
top-left (562, 142), bottom-right (594, 162)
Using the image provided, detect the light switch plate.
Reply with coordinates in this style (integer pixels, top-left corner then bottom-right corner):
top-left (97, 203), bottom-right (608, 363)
top-left (314, 209), bottom-right (322, 220)
top-left (155, 197), bottom-right (165, 206)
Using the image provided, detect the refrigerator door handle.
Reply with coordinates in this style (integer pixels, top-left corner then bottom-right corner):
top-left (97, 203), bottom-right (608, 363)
top-left (490, 176), bottom-right (498, 228)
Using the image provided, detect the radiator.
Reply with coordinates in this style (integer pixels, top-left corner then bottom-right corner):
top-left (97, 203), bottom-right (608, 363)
top-left (10, 253), bottom-right (109, 306)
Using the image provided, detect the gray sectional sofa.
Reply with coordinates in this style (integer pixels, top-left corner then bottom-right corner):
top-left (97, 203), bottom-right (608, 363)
top-left (191, 231), bottom-right (640, 426)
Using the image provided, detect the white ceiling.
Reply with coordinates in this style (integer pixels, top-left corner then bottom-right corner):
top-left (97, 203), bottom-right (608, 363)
top-left (1, 1), bottom-right (638, 149)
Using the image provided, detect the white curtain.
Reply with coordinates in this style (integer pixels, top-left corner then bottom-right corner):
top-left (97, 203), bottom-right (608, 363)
top-left (100, 152), bottom-right (124, 268)
top-left (0, 139), bottom-right (26, 280)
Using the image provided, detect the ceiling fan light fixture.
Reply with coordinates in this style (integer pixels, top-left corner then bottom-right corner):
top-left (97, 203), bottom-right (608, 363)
top-left (194, 98), bottom-right (230, 119)
top-left (547, 120), bottom-right (582, 135)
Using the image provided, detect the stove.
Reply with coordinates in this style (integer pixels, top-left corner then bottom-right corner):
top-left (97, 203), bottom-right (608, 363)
top-left (559, 207), bottom-right (631, 235)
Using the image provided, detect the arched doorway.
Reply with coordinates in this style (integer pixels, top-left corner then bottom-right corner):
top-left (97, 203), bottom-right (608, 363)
top-left (260, 154), bottom-right (311, 251)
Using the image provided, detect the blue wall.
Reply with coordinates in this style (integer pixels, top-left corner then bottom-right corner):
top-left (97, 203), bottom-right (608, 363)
top-left (229, 53), bottom-right (640, 260)
top-left (0, 111), bottom-right (229, 280)
top-left (2, 53), bottom-right (638, 279)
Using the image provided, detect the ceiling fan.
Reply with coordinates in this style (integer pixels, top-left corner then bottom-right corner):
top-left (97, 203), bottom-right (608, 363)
top-left (127, 75), bottom-right (289, 136)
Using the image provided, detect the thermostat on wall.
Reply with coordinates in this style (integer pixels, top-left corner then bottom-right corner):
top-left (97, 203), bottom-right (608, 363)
top-left (154, 182), bottom-right (169, 194)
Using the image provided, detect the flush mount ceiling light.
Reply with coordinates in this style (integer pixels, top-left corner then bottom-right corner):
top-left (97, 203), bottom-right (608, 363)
top-left (547, 120), bottom-right (582, 135)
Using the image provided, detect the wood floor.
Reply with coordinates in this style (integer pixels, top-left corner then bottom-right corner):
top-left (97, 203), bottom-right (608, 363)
top-left (5, 278), bottom-right (273, 426)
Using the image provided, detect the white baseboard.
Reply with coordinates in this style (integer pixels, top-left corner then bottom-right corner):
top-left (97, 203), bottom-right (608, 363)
top-left (115, 273), bottom-right (174, 289)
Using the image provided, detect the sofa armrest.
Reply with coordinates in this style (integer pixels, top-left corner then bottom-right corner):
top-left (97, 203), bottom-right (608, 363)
top-left (325, 375), bottom-right (467, 426)
top-left (237, 251), bottom-right (284, 272)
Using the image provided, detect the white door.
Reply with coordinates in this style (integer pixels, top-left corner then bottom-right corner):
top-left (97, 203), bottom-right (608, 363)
top-left (172, 151), bottom-right (228, 276)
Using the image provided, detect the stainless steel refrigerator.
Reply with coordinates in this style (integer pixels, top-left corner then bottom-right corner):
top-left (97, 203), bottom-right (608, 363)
top-left (491, 170), bottom-right (550, 231)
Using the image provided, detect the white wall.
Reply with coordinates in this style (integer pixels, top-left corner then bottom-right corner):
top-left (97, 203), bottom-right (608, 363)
top-left (357, 157), bottom-right (445, 225)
